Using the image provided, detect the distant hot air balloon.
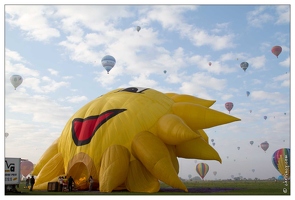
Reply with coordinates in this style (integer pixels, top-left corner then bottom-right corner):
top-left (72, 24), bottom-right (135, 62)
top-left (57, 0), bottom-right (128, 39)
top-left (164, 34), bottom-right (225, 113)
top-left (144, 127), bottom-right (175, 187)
top-left (250, 141), bottom-right (254, 145)
top-left (101, 55), bottom-right (116, 74)
top-left (196, 163), bottom-right (209, 180)
top-left (21, 160), bottom-right (34, 177)
top-left (237, 147), bottom-right (240, 150)
top-left (225, 102), bottom-right (234, 113)
top-left (5, 132), bottom-right (9, 138)
top-left (252, 169), bottom-right (255, 173)
top-left (211, 139), bottom-right (214, 142)
top-left (272, 148), bottom-right (290, 179)
top-left (208, 62), bottom-right (212, 66)
top-left (246, 91), bottom-right (250, 97)
top-left (250, 110), bottom-right (252, 113)
top-left (213, 171), bottom-right (217, 176)
top-left (260, 141), bottom-right (269, 152)
top-left (10, 75), bottom-right (23, 90)
top-left (271, 46), bottom-right (282, 58)
top-left (264, 116), bottom-right (267, 120)
top-left (212, 142), bottom-right (215, 146)
top-left (163, 70), bottom-right (167, 74)
top-left (136, 26), bottom-right (141, 32)
top-left (240, 62), bottom-right (249, 72)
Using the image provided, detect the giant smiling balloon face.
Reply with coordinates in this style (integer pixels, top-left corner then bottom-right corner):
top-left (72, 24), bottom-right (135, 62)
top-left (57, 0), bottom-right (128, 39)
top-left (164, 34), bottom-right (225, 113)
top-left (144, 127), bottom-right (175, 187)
top-left (32, 87), bottom-right (240, 192)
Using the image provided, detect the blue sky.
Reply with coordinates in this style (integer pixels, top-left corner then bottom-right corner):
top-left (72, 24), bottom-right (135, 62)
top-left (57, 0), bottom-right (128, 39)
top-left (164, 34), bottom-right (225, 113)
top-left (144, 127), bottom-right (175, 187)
top-left (3, 2), bottom-right (292, 181)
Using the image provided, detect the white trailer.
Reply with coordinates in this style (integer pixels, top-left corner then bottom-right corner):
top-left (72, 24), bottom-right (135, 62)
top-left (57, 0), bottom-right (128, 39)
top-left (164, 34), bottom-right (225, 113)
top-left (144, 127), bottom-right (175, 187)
top-left (5, 157), bottom-right (21, 193)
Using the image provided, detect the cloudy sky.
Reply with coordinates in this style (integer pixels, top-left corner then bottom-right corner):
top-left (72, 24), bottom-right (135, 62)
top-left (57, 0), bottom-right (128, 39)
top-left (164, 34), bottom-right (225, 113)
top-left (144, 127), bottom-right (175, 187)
top-left (3, 2), bottom-right (292, 181)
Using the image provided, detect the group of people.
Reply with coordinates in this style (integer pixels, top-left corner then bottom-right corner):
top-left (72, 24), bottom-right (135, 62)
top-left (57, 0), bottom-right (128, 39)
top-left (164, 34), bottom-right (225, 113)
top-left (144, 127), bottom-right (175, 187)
top-left (25, 176), bottom-right (35, 191)
top-left (58, 176), bottom-right (75, 192)
top-left (58, 175), bottom-right (94, 192)
top-left (27, 175), bottom-right (94, 192)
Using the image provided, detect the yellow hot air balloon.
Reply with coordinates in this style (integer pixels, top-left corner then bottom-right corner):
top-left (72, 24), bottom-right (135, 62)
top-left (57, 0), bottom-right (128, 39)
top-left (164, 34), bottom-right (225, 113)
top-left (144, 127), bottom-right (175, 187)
top-left (32, 87), bottom-right (240, 192)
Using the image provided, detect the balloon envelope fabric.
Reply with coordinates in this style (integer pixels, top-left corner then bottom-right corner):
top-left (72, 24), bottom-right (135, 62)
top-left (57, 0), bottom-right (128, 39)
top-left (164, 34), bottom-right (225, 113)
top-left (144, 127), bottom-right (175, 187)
top-left (272, 148), bottom-right (290, 179)
top-left (32, 87), bottom-right (240, 192)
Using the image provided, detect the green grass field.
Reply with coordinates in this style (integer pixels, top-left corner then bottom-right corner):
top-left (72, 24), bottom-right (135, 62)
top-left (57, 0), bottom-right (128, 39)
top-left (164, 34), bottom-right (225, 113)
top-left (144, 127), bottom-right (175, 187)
top-left (6, 180), bottom-right (290, 195)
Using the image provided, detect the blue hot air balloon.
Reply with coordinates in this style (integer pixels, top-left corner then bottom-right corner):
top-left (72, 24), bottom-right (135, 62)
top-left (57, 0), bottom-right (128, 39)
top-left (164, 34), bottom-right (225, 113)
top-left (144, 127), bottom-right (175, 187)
top-left (246, 91), bottom-right (250, 97)
top-left (264, 116), bottom-right (267, 120)
top-left (101, 55), bottom-right (116, 74)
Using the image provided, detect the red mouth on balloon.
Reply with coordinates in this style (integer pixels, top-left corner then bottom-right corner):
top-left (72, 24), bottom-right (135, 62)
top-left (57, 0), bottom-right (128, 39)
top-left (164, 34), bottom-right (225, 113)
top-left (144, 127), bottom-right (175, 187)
top-left (72, 109), bottom-right (126, 146)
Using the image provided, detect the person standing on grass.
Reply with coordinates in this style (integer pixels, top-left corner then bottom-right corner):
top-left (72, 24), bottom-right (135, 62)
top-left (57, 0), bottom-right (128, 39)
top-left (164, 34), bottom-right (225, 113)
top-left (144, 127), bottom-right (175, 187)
top-left (30, 176), bottom-right (35, 191)
top-left (25, 177), bottom-right (30, 189)
top-left (88, 176), bottom-right (94, 191)
top-left (68, 176), bottom-right (74, 192)
top-left (58, 176), bottom-right (63, 191)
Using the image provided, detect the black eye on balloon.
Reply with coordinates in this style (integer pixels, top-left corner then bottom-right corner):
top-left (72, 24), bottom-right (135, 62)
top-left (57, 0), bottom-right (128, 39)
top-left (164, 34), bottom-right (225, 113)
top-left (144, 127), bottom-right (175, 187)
top-left (120, 87), bottom-right (149, 93)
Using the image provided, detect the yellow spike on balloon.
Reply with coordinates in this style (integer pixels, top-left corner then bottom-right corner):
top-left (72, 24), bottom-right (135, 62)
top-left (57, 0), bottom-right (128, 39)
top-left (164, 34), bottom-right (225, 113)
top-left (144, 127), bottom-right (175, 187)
top-left (132, 131), bottom-right (188, 192)
top-left (165, 144), bottom-right (179, 174)
top-left (176, 137), bottom-right (222, 163)
top-left (156, 114), bottom-right (200, 145)
top-left (34, 153), bottom-right (65, 190)
top-left (170, 94), bottom-right (216, 107)
top-left (198, 129), bottom-right (209, 143)
top-left (99, 145), bottom-right (130, 192)
top-left (125, 160), bottom-right (160, 193)
top-left (172, 102), bottom-right (241, 131)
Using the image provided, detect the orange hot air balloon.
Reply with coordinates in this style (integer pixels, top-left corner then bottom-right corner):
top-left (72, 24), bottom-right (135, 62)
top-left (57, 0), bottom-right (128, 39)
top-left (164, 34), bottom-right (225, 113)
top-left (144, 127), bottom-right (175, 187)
top-left (271, 46), bottom-right (282, 58)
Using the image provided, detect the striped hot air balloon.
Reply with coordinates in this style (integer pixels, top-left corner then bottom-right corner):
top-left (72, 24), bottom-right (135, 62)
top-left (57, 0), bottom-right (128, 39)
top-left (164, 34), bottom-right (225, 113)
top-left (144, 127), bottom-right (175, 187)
top-left (272, 148), bottom-right (290, 179)
top-left (196, 163), bottom-right (209, 180)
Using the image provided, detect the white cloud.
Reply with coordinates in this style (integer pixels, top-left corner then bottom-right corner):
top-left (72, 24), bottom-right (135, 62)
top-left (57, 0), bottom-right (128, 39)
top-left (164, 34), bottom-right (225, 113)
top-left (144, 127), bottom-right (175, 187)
top-left (250, 90), bottom-right (287, 105)
top-left (247, 55), bottom-right (266, 69)
top-left (128, 73), bottom-right (158, 89)
top-left (20, 77), bottom-right (69, 93)
top-left (48, 68), bottom-right (59, 76)
top-left (273, 73), bottom-right (290, 87)
top-left (54, 6), bottom-right (133, 33)
top-left (279, 57), bottom-right (290, 67)
top-left (221, 94), bottom-right (234, 101)
top-left (211, 22), bottom-right (230, 34)
top-left (190, 30), bottom-right (235, 50)
top-left (179, 73), bottom-right (227, 99)
top-left (5, 49), bottom-right (39, 77)
top-left (189, 55), bottom-right (236, 74)
top-left (6, 91), bottom-right (74, 127)
top-left (137, 6), bottom-right (235, 50)
top-left (64, 95), bottom-right (88, 103)
top-left (5, 48), bottom-right (24, 62)
top-left (5, 5), bottom-right (60, 42)
top-left (275, 5), bottom-right (290, 24)
top-left (247, 6), bottom-right (273, 27)
top-left (251, 79), bottom-right (263, 85)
